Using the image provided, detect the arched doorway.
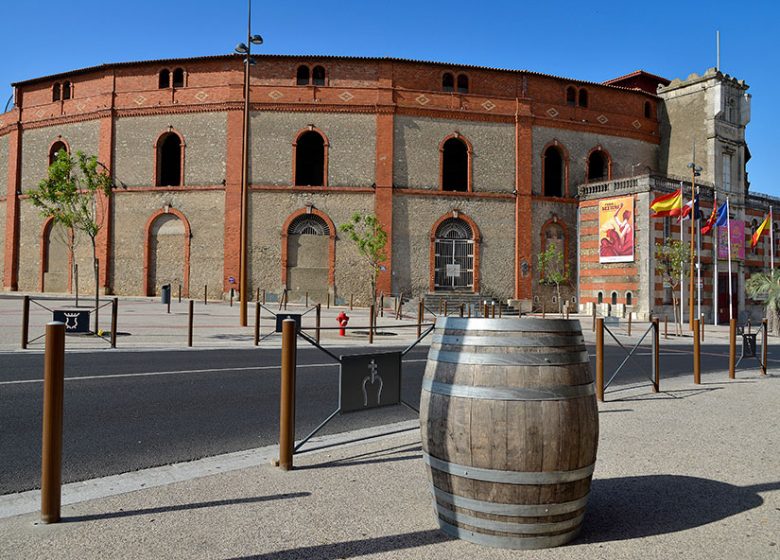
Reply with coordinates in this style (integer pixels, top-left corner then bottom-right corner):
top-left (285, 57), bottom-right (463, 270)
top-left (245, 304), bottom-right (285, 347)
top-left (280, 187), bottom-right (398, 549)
top-left (284, 214), bottom-right (331, 302)
top-left (433, 218), bottom-right (475, 290)
top-left (41, 220), bottom-right (70, 293)
top-left (146, 213), bottom-right (188, 296)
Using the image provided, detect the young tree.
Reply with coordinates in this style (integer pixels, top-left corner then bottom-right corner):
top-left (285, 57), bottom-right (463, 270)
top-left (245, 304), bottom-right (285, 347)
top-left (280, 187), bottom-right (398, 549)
top-left (538, 243), bottom-right (568, 315)
top-left (746, 270), bottom-right (780, 335)
top-left (28, 150), bottom-right (113, 331)
top-left (655, 239), bottom-right (687, 335)
top-left (338, 213), bottom-right (388, 307)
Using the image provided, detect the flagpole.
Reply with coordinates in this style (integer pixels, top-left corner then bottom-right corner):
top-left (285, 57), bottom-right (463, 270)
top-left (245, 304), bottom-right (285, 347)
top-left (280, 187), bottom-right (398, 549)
top-left (697, 189), bottom-right (701, 322)
top-left (680, 184), bottom-right (685, 329)
top-left (713, 191), bottom-right (719, 327)
top-left (727, 196), bottom-right (733, 322)
top-left (689, 175), bottom-right (696, 331)
top-left (771, 206), bottom-right (774, 271)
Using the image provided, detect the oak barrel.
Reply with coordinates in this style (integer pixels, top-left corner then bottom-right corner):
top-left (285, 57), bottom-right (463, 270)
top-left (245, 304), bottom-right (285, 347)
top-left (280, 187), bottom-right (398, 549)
top-left (420, 317), bottom-right (598, 549)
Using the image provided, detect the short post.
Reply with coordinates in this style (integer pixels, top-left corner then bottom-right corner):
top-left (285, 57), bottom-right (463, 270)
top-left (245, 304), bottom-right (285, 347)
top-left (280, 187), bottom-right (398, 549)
top-left (565, 304), bottom-right (569, 320)
top-left (460, 304), bottom-right (464, 318)
top-left (178, 284), bottom-right (182, 303)
top-left (444, 301), bottom-right (448, 317)
top-left (278, 319), bottom-right (296, 471)
top-left (167, 292), bottom-right (171, 314)
top-left (188, 300), bottom-right (194, 347)
top-left (369, 304), bottom-right (375, 345)
top-left (628, 313), bottom-right (632, 337)
top-left (397, 299), bottom-right (403, 320)
top-left (438, 300), bottom-right (443, 315)
top-left (596, 318), bottom-right (604, 402)
top-left (484, 302), bottom-right (489, 318)
top-left (111, 298), bottom-right (118, 349)
top-left (762, 318), bottom-right (768, 375)
top-left (700, 313), bottom-right (705, 342)
top-left (693, 318), bottom-right (701, 384)
top-left (542, 301), bottom-right (546, 319)
top-left (204, 284), bottom-right (208, 306)
top-left (592, 304), bottom-right (596, 332)
top-left (467, 304), bottom-right (471, 318)
top-left (315, 304), bottom-right (321, 344)
top-left (664, 315), bottom-right (668, 339)
top-left (491, 303), bottom-right (496, 318)
top-left (729, 318), bottom-right (736, 380)
top-left (262, 289), bottom-right (266, 305)
top-left (349, 294), bottom-right (353, 311)
top-left (652, 318), bottom-right (660, 393)
top-left (380, 293), bottom-right (384, 317)
top-left (417, 300), bottom-right (423, 338)
top-left (41, 321), bottom-right (65, 524)
top-left (305, 291), bottom-right (309, 308)
top-left (230, 289), bottom-right (234, 307)
top-left (499, 304), bottom-right (503, 318)
top-left (21, 295), bottom-right (30, 350)
top-left (283, 290), bottom-right (288, 310)
top-left (254, 302), bottom-right (261, 346)
top-left (327, 292), bottom-right (330, 309)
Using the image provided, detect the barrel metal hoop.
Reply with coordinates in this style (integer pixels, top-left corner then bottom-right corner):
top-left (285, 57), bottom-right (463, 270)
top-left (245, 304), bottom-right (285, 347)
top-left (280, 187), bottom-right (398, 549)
top-left (437, 517), bottom-right (581, 550)
top-left (422, 378), bottom-right (595, 401)
top-left (428, 348), bottom-right (589, 366)
top-left (437, 317), bottom-right (579, 332)
top-left (436, 504), bottom-right (585, 535)
top-left (431, 333), bottom-right (585, 348)
top-left (431, 486), bottom-right (590, 516)
top-left (423, 452), bottom-right (596, 484)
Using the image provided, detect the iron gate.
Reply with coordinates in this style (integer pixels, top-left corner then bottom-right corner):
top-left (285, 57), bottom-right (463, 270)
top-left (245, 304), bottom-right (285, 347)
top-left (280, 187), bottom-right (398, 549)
top-left (434, 238), bottom-right (474, 289)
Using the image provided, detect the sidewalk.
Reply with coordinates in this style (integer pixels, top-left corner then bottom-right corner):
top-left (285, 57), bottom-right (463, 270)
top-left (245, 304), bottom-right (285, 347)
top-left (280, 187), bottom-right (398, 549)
top-left (1, 370), bottom-right (778, 560)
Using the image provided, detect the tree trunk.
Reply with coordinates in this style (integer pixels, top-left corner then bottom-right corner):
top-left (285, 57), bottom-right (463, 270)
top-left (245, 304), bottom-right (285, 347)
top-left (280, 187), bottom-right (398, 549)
top-left (92, 238), bottom-right (99, 333)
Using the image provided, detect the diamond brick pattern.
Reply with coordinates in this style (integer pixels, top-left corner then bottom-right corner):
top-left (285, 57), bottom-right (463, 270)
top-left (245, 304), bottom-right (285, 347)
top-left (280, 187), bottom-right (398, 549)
top-left (339, 91), bottom-right (354, 102)
top-left (194, 91), bottom-right (209, 102)
top-left (632, 120), bottom-right (642, 129)
top-left (546, 107), bottom-right (559, 118)
top-left (597, 114), bottom-right (609, 124)
top-left (134, 95), bottom-right (146, 106)
top-left (416, 94), bottom-right (430, 105)
top-left (268, 90), bottom-right (283, 100)
top-left (482, 100), bottom-right (496, 111)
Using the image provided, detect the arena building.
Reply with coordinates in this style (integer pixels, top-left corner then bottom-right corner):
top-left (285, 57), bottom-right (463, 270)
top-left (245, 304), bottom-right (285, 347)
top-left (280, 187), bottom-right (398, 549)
top-left (0, 54), bottom-right (773, 322)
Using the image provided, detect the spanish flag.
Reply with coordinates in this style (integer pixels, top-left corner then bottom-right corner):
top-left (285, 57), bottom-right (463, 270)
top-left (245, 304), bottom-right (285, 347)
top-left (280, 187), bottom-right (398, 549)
top-left (751, 213), bottom-right (771, 248)
top-left (650, 189), bottom-right (683, 217)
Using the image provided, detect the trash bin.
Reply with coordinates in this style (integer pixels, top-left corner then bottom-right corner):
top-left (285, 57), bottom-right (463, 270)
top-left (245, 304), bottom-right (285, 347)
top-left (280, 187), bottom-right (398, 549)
top-left (161, 284), bottom-right (171, 305)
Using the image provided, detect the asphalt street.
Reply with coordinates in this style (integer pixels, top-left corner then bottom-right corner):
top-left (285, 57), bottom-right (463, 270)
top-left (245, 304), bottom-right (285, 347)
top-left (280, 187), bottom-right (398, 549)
top-left (0, 337), bottom-right (770, 495)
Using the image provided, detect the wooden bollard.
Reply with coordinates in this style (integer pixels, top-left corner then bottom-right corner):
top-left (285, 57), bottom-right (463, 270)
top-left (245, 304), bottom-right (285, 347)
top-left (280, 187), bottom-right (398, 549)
top-left (327, 293), bottom-right (330, 309)
top-left (254, 301), bottom-right (260, 346)
top-left (305, 291), bottom-right (309, 307)
top-left (444, 301), bottom-right (448, 316)
top-left (230, 289), bottom-right (234, 307)
top-left (284, 290), bottom-right (288, 310)
top-left (417, 300), bottom-right (423, 338)
top-left (700, 313), bottom-right (705, 342)
top-left (41, 322), bottom-right (65, 524)
top-left (491, 303), bottom-right (496, 319)
top-left (178, 284), bottom-right (182, 303)
top-left (438, 300), bottom-right (443, 315)
top-left (652, 318), bottom-right (660, 393)
top-left (262, 289), bottom-right (266, 305)
top-left (380, 293), bottom-right (384, 317)
top-left (167, 292), bottom-right (171, 314)
top-left (762, 318), bottom-right (768, 375)
top-left (111, 298), bottom-right (118, 348)
top-left (592, 304), bottom-right (596, 332)
top-left (188, 300), bottom-right (194, 347)
top-left (468, 304), bottom-right (471, 318)
top-left (204, 284), bottom-right (208, 306)
top-left (628, 313), bottom-right (632, 336)
top-left (499, 303), bottom-right (503, 318)
top-left (350, 294), bottom-right (353, 311)
top-left (693, 318), bottom-right (701, 384)
top-left (664, 315), bottom-right (668, 339)
top-left (278, 319), bottom-right (296, 471)
top-left (595, 318), bottom-right (604, 401)
top-left (484, 302), bottom-right (489, 318)
top-left (729, 318), bottom-right (736, 379)
top-left (315, 304), bottom-right (321, 344)
top-left (460, 304), bottom-right (464, 318)
top-left (369, 304), bottom-right (375, 345)
top-left (21, 295), bottom-right (30, 349)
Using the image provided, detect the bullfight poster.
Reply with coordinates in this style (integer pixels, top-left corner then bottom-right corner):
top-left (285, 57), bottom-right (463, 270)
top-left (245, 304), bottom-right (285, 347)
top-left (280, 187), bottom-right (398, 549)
top-left (599, 196), bottom-right (634, 263)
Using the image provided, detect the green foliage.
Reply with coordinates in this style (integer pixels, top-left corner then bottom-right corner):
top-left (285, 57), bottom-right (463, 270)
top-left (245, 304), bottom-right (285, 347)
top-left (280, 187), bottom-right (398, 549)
top-left (746, 270), bottom-right (780, 334)
top-left (654, 240), bottom-right (687, 288)
top-left (339, 213), bottom-right (388, 301)
top-left (538, 243), bottom-right (568, 286)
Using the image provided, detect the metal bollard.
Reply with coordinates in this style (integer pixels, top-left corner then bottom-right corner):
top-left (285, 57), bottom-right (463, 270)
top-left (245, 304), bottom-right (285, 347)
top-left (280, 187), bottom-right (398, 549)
top-left (278, 319), bottom-right (296, 471)
top-left (762, 318), bottom-right (768, 375)
top-left (652, 318), bottom-right (660, 393)
top-left (349, 294), bottom-right (353, 311)
top-left (188, 300), bottom-right (194, 347)
top-left (369, 304), bottom-right (375, 345)
top-left (596, 318), bottom-right (604, 402)
top-left (41, 322), bottom-right (65, 524)
top-left (204, 284), bottom-right (208, 306)
top-left (315, 304), bottom-right (321, 344)
top-left (417, 300), bottom-right (423, 338)
top-left (729, 318), bottom-right (736, 380)
top-left (178, 284), bottom-right (182, 304)
top-left (254, 302), bottom-right (261, 346)
top-left (111, 298), bottom-right (118, 348)
top-left (22, 295), bottom-right (30, 349)
top-left (693, 318), bottom-right (701, 385)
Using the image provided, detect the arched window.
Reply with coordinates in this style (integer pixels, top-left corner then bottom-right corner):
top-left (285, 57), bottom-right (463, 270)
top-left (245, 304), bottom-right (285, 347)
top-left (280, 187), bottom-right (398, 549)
top-left (597, 292), bottom-right (603, 304)
top-left (62, 81), bottom-right (71, 100)
top-left (156, 132), bottom-right (183, 187)
top-left (611, 291), bottom-right (618, 306)
top-left (49, 141), bottom-right (68, 165)
top-left (441, 137), bottom-right (469, 192)
top-left (312, 66), bottom-right (326, 86)
top-left (456, 74), bottom-right (469, 94)
top-left (172, 68), bottom-right (185, 88)
top-left (626, 292), bottom-right (633, 306)
top-left (434, 218), bottom-right (475, 290)
top-left (159, 70), bottom-right (170, 89)
top-left (442, 73), bottom-right (454, 92)
top-left (566, 86), bottom-right (576, 106)
top-left (288, 214), bottom-right (330, 235)
top-left (587, 150), bottom-right (608, 182)
top-left (644, 101), bottom-right (652, 119)
top-left (294, 130), bottom-right (326, 186)
top-left (578, 89), bottom-right (588, 108)
top-left (543, 146), bottom-right (564, 197)
top-left (296, 65), bottom-right (310, 86)
top-left (52, 83), bottom-right (61, 102)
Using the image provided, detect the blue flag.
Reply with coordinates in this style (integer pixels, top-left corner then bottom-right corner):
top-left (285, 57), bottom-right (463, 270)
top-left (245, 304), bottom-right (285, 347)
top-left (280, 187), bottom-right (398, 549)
top-left (714, 199), bottom-right (729, 227)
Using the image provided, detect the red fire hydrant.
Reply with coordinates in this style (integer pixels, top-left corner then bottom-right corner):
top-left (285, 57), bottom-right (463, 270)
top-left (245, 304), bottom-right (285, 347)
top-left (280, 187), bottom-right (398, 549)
top-left (337, 311), bottom-right (350, 336)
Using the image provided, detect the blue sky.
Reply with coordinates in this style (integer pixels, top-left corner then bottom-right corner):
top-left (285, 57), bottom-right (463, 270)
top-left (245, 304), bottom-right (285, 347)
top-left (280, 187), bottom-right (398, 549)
top-left (0, 1), bottom-right (775, 194)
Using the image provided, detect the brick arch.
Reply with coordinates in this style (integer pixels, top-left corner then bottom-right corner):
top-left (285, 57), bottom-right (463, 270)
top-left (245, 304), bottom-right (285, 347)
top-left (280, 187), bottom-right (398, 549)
top-left (47, 136), bottom-right (71, 165)
top-left (540, 139), bottom-right (570, 197)
top-left (143, 208), bottom-right (191, 296)
top-left (153, 128), bottom-right (187, 187)
top-left (585, 145), bottom-right (613, 183)
top-left (439, 132), bottom-right (474, 192)
top-left (292, 126), bottom-right (330, 187)
top-left (540, 216), bottom-right (570, 276)
top-left (429, 210), bottom-right (481, 293)
top-left (39, 217), bottom-right (73, 293)
top-left (280, 207), bottom-right (336, 288)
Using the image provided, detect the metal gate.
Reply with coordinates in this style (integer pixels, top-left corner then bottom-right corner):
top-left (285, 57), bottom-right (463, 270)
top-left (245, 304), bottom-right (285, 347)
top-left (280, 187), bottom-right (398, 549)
top-left (434, 219), bottom-right (474, 290)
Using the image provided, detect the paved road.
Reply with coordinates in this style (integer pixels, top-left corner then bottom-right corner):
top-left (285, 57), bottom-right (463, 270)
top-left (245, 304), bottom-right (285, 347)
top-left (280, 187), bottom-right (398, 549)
top-left (0, 336), bottom-right (769, 495)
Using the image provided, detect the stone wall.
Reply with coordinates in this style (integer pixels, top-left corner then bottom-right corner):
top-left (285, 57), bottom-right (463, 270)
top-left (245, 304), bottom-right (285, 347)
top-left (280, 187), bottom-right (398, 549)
top-left (114, 112), bottom-right (227, 187)
top-left (111, 190), bottom-right (225, 297)
top-left (531, 199), bottom-right (578, 310)
top-left (0, 199), bottom-right (5, 285)
top-left (20, 121), bottom-right (100, 191)
top-left (394, 116), bottom-right (515, 192)
top-left (250, 112), bottom-right (376, 187)
top-left (392, 195), bottom-right (515, 298)
top-left (0, 135), bottom-right (8, 194)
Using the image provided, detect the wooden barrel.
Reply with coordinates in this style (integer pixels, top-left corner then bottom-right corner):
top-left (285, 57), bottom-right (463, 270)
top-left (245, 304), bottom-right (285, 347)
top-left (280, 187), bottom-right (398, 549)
top-left (420, 317), bottom-right (598, 549)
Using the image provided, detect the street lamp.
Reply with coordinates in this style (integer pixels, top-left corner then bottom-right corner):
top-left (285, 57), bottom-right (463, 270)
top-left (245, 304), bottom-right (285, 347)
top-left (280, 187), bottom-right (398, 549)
top-left (686, 161), bottom-right (703, 329)
top-left (236, 0), bottom-right (263, 327)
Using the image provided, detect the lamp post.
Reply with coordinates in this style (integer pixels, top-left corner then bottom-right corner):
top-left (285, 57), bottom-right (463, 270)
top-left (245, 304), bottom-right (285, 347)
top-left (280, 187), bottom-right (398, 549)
top-left (235, 1), bottom-right (263, 327)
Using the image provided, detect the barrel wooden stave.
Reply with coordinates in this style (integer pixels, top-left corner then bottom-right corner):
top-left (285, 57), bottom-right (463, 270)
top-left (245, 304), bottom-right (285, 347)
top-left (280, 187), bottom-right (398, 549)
top-left (420, 317), bottom-right (598, 549)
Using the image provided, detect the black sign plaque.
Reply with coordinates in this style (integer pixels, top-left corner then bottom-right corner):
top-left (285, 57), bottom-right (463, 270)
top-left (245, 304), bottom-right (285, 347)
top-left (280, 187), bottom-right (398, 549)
top-left (339, 352), bottom-right (401, 413)
top-left (53, 310), bottom-right (91, 333)
top-left (741, 333), bottom-right (757, 358)
top-left (275, 314), bottom-right (302, 333)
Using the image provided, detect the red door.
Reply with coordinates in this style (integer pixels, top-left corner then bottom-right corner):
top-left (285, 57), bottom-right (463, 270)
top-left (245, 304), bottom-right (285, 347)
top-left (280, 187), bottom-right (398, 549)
top-left (717, 273), bottom-right (738, 323)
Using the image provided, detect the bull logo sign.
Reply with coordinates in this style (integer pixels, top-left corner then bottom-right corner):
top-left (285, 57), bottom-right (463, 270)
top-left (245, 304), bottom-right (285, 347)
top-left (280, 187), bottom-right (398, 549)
top-left (53, 310), bottom-right (91, 333)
